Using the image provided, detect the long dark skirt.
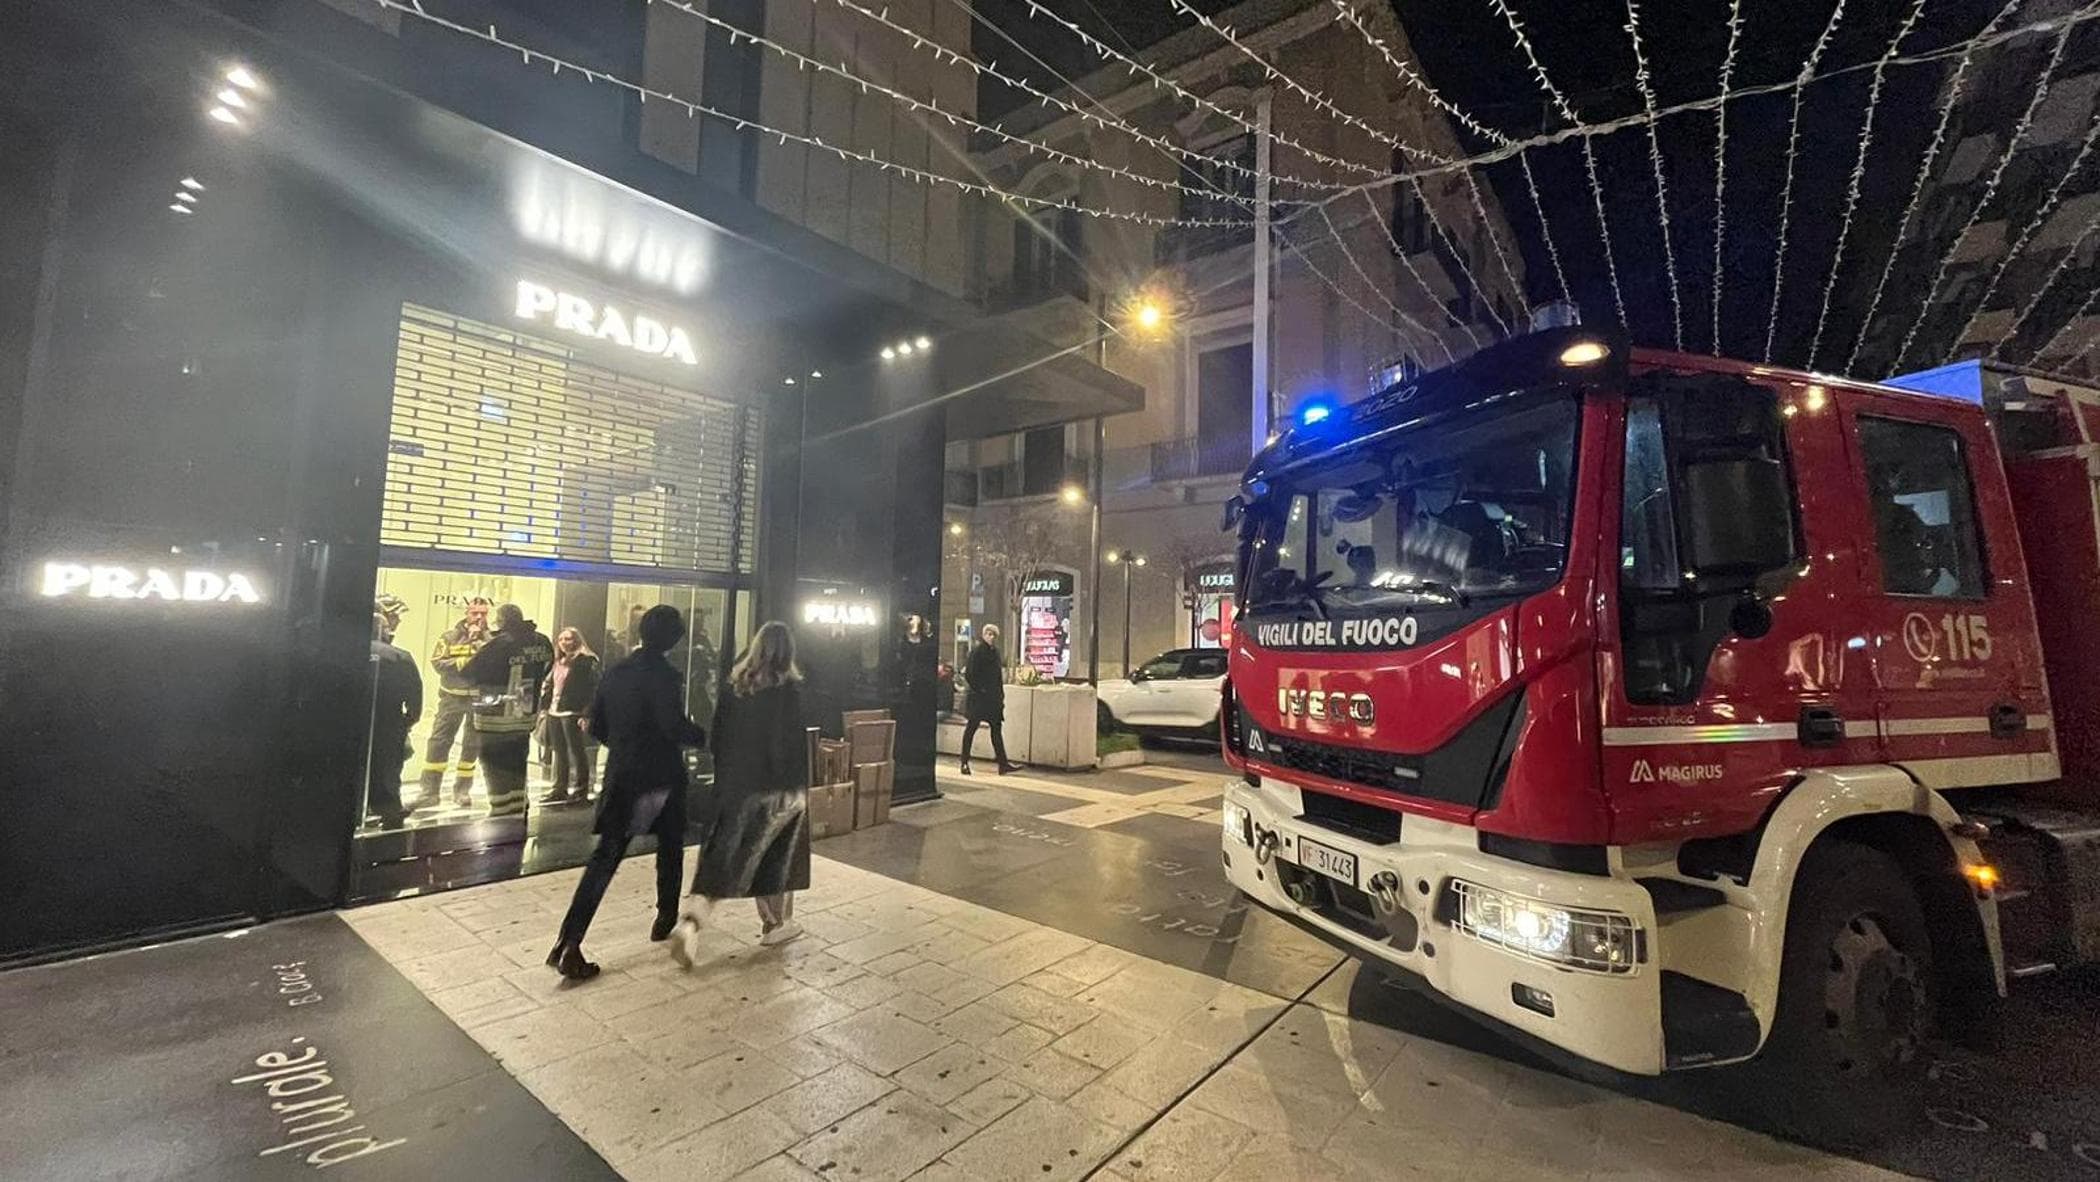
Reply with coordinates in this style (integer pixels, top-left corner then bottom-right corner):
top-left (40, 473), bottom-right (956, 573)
top-left (693, 786), bottom-right (810, 899)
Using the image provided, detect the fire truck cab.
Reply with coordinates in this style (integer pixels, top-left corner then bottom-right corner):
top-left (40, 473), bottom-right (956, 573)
top-left (1218, 328), bottom-right (2100, 1131)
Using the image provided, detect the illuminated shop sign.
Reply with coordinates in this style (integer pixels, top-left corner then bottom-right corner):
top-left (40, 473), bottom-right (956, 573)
top-left (514, 279), bottom-right (698, 365)
top-left (40, 561), bottom-right (264, 605)
top-left (803, 600), bottom-right (880, 627)
top-left (1194, 569), bottom-right (1236, 591)
top-left (1020, 572), bottom-right (1074, 597)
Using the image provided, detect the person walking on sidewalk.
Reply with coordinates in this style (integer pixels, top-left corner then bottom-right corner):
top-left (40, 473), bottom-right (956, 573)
top-left (670, 620), bottom-right (810, 961)
top-left (961, 624), bottom-right (1018, 776)
top-left (547, 605), bottom-right (708, 981)
top-left (461, 603), bottom-right (554, 819)
top-left (540, 627), bottom-right (602, 805)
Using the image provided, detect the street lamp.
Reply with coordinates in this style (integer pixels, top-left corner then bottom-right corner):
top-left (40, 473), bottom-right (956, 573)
top-left (1105, 549), bottom-right (1147, 676)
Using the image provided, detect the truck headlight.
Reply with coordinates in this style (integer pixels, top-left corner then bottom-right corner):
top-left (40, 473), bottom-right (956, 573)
top-left (1222, 799), bottom-right (1253, 846)
top-left (1447, 879), bottom-right (1640, 975)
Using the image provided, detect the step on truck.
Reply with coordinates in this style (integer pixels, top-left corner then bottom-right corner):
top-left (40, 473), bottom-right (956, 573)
top-left (1216, 328), bottom-right (2100, 1135)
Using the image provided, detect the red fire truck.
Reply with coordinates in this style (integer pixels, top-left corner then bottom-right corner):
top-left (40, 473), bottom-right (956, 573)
top-left (1217, 327), bottom-right (2100, 1133)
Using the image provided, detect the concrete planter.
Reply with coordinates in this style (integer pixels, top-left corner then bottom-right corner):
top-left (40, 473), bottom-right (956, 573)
top-left (1098, 748), bottom-right (1145, 769)
top-left (937, 682), bottom-right (1099, 770)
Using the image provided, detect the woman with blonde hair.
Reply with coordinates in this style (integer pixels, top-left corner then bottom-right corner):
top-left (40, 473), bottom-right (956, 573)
top-left (672, 620), bottom-right (811, 959)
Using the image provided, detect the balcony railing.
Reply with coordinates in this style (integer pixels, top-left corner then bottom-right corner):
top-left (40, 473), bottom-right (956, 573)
top-left (1149, 435), bottom-right (1250, 483)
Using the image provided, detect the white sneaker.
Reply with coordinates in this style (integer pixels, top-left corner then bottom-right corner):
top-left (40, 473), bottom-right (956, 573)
top-left (668, 896), bottom-right (715, 969)
top-left (759, 921), bottom-right (803, 947)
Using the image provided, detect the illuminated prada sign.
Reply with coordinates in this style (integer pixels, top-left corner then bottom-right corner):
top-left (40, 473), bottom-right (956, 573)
top-left (803, 600), bottom-right (880, 627)
top-left (41, 561), bottom-right (264, 605)
top-left (514, 279), bottom-right (698, 365)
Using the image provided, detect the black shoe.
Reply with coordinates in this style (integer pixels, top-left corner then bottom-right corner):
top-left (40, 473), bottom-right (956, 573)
top-left (409, 792), bottom-right (440, 812)
top-left (545, 941), bottom-right (600, 982)
top-left (650, 912), bottom-right (677, 942)
top-left (539, 788), bottom-right (572, 806)
top-left (996, 763), bottom-right (1020, 775)
top-left (958, 761), bottom-right (972, 776)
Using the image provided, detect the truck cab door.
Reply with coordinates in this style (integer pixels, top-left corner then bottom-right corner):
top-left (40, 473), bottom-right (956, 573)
top-left (1599, 376), bottom-right (1883, 842)
top-left (1838, 391), bottom-right (2057, 789)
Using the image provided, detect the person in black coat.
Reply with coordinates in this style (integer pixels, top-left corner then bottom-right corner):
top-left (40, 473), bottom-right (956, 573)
top-left (961, 625), bottom-right (1018, 775)
top-left (670, 620), bottom-right (811, 960)
top-left (367, 613), bottom-right (423, 829)
top-left (539, 627), bottom-right (603, 805)
top-left (547, 605), bottom-right (707, 981)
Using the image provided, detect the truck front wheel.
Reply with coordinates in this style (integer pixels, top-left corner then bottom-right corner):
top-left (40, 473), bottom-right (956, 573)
top-left (1756, 841), bottom-right (1932, 1143)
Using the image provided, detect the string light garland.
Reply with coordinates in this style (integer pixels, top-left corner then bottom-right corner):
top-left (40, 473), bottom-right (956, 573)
top-left (1163, 0), bottom-right (1450, 166)
top-left (1625, 0), bottom-right (1682, 349)
top-left (1489, 0), bottom-right (1625, 326)
top-left (827, 0), bottom-right (1342, 197)
top-left (1282, 217), bottom-right (1442, 366)
top-left (1808, 0), bottom-right (1928, 371)
top-left (1410, 177), bottom-right (1510, 336)
top-left (1893, 12), bottom-right (2084, 370)
top-left (642, 0), bottom-right (1258, 209)
top-left (1950, 114), bottom-right (2100, 362)
top-left (1844, 0), bottom-right (2022, 376)
top-left (1359, 190), bottom-right (1484, 351)
top-left (1520, 151), bottom-right (1572, 302)
top-left (1011, 0), bottom-right (1386, 183)
top-left (1162, 0), bottom-right (1510, 337)
top-left (1761, 0), bottom-right (1850, 364)
top-left (1327, 0), bottom-right (1513, 146)
top-left (1994, 209), bottom-right (2100, 362)
top-left (1328, 0), bottom-right (1530, 327)
top-left (1331, 198), bottom-right (1463, 359)
top-left (363, 0), bottom-right (1249, 229)
top-left (1710, 0), bottom-right (1742, 354)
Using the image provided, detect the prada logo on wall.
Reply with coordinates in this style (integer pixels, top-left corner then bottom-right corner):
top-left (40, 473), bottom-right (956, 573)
top-left (513, 279), bottom-right (698, 365)
top-left (40, 561), bottom-right (264, 605)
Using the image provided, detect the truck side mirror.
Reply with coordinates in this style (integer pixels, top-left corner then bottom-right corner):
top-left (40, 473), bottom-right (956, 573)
top-left (1681, 456), bottom-right (1795, 580)
top-left (1221, 495), bottom-right (1245, 532)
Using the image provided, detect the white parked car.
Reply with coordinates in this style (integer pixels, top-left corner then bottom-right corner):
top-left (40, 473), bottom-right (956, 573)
top-left (1096, 648), bottom-right (1228, 741)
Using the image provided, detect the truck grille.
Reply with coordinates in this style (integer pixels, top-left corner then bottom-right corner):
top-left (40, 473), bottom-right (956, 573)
top-left (1247, 724), bottom-right (1425, 796)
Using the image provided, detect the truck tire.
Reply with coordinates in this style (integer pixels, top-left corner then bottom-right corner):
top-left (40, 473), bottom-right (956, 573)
top-left (1754, 840), bottom-right (1932, 1144)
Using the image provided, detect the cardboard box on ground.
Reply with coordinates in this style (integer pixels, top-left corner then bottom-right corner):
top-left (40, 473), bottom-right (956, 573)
top-left (805, 713), bottom-right (896, 838)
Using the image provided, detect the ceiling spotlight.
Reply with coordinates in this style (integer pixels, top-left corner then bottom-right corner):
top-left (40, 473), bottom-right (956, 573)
top-left (897, 341), bottom-right (915, 356)
top-left (169, 203), bottom-right (194, 214)
top-left (174, 191), bottom-right (198, 203)
top-left (217, 88), bottom-right (248, 109)
top-left (810, 370), bottom-right (822, 378)
top-left (914, 335), bottom-right (931, 350)
top-left (881, 346), bottom-right (896, 361)
top-left (225, 65), bottom-right (260, 90)
top-left (180, 177), bottom-right (205, 191)
top-left (783, 377), bottom-right (796, 385)
top-left (208, 106), bottom-right (240, 126)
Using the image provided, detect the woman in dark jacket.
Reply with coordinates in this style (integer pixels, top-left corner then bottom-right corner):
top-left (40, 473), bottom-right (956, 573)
top-left (546, 606), bottom-right (707, 981)
top-left (671, 620), bottom-right (812, 961)
top-left (540, 627), bottom-right (602, 805)
top-left (961, 625), bottom-right (1018, 775)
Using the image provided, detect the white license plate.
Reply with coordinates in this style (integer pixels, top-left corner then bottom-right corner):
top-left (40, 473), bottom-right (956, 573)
top-left (1296, 836), bottom-right (1358, 888)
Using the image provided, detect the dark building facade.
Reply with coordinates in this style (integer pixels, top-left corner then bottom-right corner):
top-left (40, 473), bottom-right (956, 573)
top-left (0, 0), bottom-right (1135, 963)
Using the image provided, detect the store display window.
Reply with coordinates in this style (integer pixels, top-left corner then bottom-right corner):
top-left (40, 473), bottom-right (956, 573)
top-left (1018, 569), bottom-right (1076, 679)
top-left (1189, 564), bottom-right (1237, 649)
top-left (359, 567), bottom-right (732, 838)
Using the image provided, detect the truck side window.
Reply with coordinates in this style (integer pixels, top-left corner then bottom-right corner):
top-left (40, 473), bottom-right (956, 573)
top-left (1858, 416), bottom-right (1987, 599)
top-left (1621, 398), bottom-right (1681, 593)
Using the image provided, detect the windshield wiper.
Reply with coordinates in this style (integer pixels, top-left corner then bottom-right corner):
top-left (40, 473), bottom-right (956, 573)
top-left (1331, 577), bottom-right (1469, 607)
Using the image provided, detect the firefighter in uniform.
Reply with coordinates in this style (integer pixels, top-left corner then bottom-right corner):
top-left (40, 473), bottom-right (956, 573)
top-left (417, 597), bottom-right (491, 810)
top-left (462, 602), bottom-right (554, 819)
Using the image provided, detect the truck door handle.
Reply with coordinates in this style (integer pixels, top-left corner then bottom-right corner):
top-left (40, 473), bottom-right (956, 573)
top-left (1989, 703), bottom-right (2027, 740)
top-left (1797, 706), bottom-right (1845, 749)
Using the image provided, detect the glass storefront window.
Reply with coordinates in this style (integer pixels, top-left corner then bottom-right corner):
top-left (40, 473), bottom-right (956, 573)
top-left (356, 565), bottom-right (742, 899)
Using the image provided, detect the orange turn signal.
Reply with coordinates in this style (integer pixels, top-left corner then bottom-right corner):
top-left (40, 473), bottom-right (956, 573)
top-left (1961, 863), bottom-right (2001, 892)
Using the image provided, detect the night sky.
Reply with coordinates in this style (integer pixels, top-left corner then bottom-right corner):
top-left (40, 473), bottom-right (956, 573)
top-left (963, 0), bottom-right (2082, 376)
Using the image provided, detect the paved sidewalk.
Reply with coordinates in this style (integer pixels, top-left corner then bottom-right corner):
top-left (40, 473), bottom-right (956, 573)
top-left (342, 853), bottom-right (1900, 1182)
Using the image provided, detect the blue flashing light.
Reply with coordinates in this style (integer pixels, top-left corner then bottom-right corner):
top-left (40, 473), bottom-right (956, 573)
top-left (1299, 402), bottom-right (1332, 426)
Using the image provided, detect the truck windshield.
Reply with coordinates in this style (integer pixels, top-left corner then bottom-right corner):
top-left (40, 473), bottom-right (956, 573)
top-left (1244, 394), bottom-right (1580, 612)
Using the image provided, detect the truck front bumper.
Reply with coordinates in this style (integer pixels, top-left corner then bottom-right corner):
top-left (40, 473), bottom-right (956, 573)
top-left (1223, 776), bottom-right (1668, 1076)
